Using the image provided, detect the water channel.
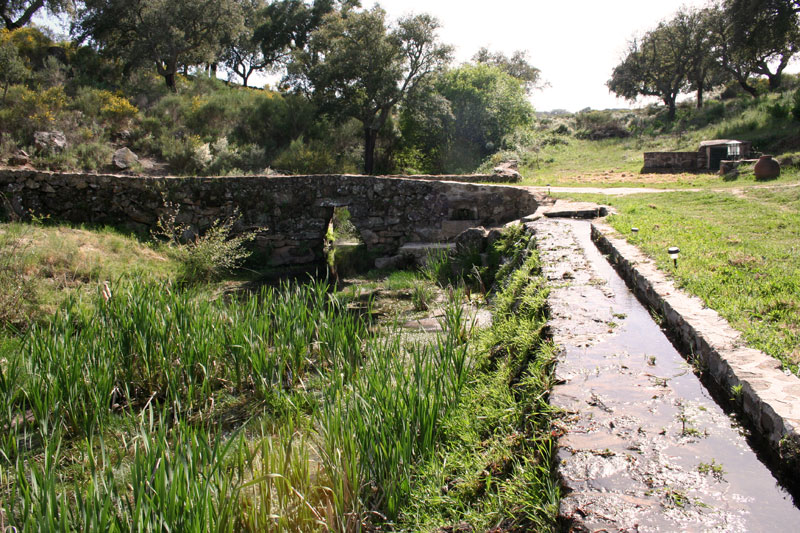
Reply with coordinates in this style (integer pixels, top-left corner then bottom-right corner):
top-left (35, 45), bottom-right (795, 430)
top-left (537, 218), bottom-right (800, 531)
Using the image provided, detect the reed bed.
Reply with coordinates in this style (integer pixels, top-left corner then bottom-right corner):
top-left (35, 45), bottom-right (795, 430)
top-left (0, 275), bottom-right (480, 531)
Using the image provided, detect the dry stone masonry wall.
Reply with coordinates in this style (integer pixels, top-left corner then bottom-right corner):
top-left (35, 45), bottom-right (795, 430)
top-left (0, 170), bottom-right (539, 266)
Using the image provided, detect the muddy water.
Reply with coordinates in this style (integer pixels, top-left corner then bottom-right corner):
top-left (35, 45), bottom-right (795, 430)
top-left (536, 218), bottom-right (800, 532)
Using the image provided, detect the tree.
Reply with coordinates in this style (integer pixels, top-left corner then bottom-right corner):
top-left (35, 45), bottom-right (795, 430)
top-left (726, 0), bottom-right (800, 90)
top-left (473, 48), bottom-right (542, 94)
top-left (287, 7), bottom-right (452, 174)
top-left (74, 0), bottom-right (244, 91)
top-left (221, 0), bottom-right (269, 87)
top-left (608, 19), bottom-right (694, 120)
top-left (1, 0), bottom-right (69, 30)
top-left (398, 63), bottom-right (535, 174)
top-left (254, 0), bottom-right (357, 69)
top-left (707, 3), bottom-right (760, 97)
top-left (681, 8), bottom-right (727, 108)
top-left (436, 63), bottom-right (534, 170)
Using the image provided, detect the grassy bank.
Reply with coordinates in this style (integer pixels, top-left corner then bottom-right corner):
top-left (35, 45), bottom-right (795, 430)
top-left (567, 188), bottom-right (800, 375)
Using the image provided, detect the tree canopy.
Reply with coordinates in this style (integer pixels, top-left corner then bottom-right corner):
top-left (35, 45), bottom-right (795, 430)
top-left (287, 6), bottom-right (451, 173)
top-left (74, 0), bottom-right (244, 90)
top-left (473, 48), bottom-right (542, 94)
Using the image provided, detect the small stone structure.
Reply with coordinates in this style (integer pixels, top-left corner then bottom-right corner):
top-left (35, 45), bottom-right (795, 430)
top-left (0, 169), bottom-right (539, 266)
top-left (643, 139), bottom-right (752, 172)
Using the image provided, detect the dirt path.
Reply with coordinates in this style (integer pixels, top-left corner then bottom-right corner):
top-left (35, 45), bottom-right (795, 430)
top-left (533, 217), bottom-right (800, 532)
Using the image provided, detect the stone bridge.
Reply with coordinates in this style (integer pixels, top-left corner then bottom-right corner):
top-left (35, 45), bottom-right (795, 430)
top-left (1, 170), bottom-right (540, 265)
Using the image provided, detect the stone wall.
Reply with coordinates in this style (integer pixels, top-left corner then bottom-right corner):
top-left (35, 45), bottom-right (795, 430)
top-left (642, 151), bottom-right (705, 171)
top-left (0, 170), bottom-right (540, 266)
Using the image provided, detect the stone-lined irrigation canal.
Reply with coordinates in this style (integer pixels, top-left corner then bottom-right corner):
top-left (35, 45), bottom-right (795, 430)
top-left (535, 217), bottom-right (800, 531)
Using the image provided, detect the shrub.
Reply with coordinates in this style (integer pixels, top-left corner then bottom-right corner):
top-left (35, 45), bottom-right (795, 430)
top-left (0, 85), bottom-right (67, 141)
top-left (766, 101), bottom-right (789, 119)
top-left (792, 89), bottom-right (800, 122)
top-left (271, 137), bottom-right (338, 174)
top-left (72, 87), bottom-right (139, 126)
top-left (574, 110), bottom-right (630, 139)
top-left (153, 204), bottom-right (256, 283)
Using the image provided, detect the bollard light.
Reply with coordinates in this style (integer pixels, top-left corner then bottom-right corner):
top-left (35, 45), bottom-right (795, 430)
top-left (546, 183), bottom-right (551, 196)
top-left (631, 227), bottom-right (639, 234)
top-left (668, 246), bottom-right (680, 268)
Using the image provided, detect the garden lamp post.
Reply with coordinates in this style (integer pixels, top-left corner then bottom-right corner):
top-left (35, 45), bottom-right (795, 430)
top-left (668, 247), bottom-right (680, 268)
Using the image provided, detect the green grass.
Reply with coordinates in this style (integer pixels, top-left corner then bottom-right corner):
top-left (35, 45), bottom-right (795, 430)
top-left (397, 231), bottom-right (559, 531)
top-left (0, 221), bottom-right (178, 330)
top-left (568, 188), bottom-right (800, 374)
top-left (0, 221), bottom-right (559, 531)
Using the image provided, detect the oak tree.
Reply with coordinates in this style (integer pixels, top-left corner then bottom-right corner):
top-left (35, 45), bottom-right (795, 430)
top-left (287, 6), bottom-right (451, 174)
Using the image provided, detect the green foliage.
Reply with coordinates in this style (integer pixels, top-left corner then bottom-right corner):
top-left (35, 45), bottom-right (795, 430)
top-left (0, 35), bottom-right (28, 100)
top-left (401, 63), bottom-right (535, 173)
top-left (271, 136), bottom-right (339, 174)
top-left (399, 247), bottom-right (558, 531)
top-left (75, 0), bottom-right (245, 90)
top-left (574, 110), bottom-right (630, 140)
top-left (792, 88), bottom-right (800, 121)
top-left (153, 206), bottom-right (256, 283)
top-left (288, 6), bottom-right (452, 173)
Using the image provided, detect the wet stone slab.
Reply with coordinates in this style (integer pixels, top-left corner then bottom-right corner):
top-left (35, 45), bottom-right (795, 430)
top-left (532, 218), bottom-right (800, 532)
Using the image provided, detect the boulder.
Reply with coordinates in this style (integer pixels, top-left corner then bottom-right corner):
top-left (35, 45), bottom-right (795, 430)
top-left (33, 131), bottom-right (67, 153)
top-left (754, 155), bottom-right (780, 180)
top-left (8, 149), bottom-right (30, 166)
top-left (455, 226), bottom-right (490, 254)
top-left (492, 160), bottom-right (522, 182)
top-left (113, 147), bottom-right (139, 170)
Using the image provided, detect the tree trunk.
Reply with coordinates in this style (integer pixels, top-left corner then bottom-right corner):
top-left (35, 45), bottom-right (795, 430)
top-left (738, 79), bottom-right (758, 97)
top-left (696, 85), bottom-right (704, 108)
top-left (242, 73), bottom-right (250, 88)
top-left (665, 96), bottom-right (677, 121)
top-left (767, 72), bottom-right (782, 91)
top-left (164, 71), bottom-right (177, 92)
top-left (364, 128), bottom-right (378, 175)
top-left (3, 0), bottom-right (45, 30)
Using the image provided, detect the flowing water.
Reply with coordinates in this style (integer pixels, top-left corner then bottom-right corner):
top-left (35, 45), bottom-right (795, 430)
top-left (536, 218), bottom-right (800, 532)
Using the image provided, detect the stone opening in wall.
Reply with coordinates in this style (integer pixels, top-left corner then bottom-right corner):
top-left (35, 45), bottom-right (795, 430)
top-left (325, 206), bottom-right (371, 281)
top-left (450, 207), bottom-right (478, 221)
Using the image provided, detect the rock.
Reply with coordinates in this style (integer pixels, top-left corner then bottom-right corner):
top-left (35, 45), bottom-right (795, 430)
top-left (754, 155), bottom-right (780, 180)
top-left (455, 226), bottom-right (489, 254)
top-left (113, 147), bottom-right (139, 170)
top-left (492, 160), bottom-right (522, 182)
top-left (33, 131), bottom-right (67, 153)
top-left (8, 150), bottom-right (30, 166)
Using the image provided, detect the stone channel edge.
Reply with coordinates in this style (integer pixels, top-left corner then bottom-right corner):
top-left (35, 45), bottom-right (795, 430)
top-left (589, 220), bottom-right (800, 476)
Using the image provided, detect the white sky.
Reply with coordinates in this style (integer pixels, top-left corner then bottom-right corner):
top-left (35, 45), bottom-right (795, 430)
top-left (365, 0), bottom-right (710, 112)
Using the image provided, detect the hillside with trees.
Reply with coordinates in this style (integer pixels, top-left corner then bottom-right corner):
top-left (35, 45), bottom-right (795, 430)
top-left (0, 0), bottom-right (538, 176)
top-left (0, 0), bottom-right (798, 179)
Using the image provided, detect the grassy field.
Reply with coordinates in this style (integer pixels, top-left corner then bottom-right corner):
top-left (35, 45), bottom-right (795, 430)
top-left (564, 187), bottom-right (800, 375)
top-left (0, 219), bottom-right (558, 531)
